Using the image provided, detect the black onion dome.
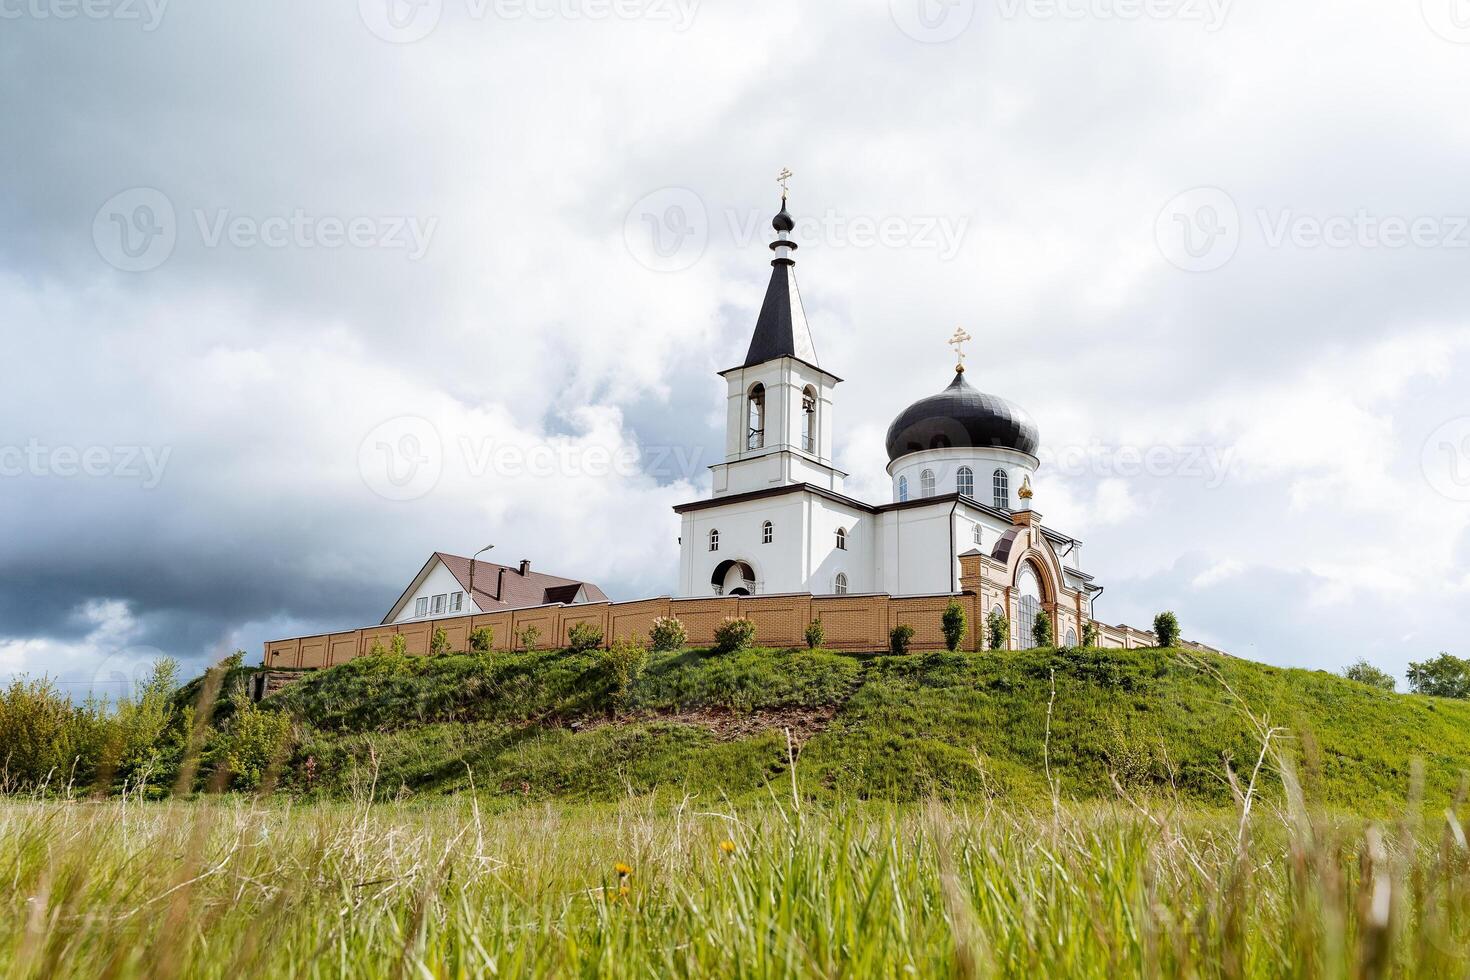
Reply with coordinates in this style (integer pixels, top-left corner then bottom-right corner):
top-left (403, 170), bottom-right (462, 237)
top-left (885, 371), bottom-right (1040, 462)
top-left (772, 198), bottom-right (795, 233)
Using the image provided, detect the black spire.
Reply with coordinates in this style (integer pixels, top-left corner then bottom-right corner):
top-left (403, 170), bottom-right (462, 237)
top-left (742, 194), bottom-right (818, 368)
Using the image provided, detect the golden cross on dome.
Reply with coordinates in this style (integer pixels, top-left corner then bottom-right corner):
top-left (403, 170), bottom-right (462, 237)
top-left (777, 167), bottom-right (793, 197)
top-left (948, 327), bottom-right (973, 371)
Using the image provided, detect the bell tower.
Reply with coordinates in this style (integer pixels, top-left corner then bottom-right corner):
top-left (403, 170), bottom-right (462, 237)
top-left (709, 179), bottom-right (845, 497)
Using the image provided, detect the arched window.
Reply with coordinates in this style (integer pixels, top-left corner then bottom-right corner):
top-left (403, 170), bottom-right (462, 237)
top-left (957, 466), bottom-right (974, 497)
top-left (1015, 564), bottom-right (1043, 649)
top-left (992, 469), bottom-right (1010, 510)
top-left (834, 573), bottom-right (848, 595)
top-left (973, 523), bottom-right (983, 546)
top-left (1066, 628), bottom-right (1078, 648)
top-left (747, 384), bottom-right (766, 450)
top-left (708, 529), bottom-right (720, 552)
top-left (920, 469), bottom-right (936, 497)
top-left (802, 386), bottom-right (817, 452)
top-left (761, 520), bottom-right (773, 544)
top-left (835, 527), bottom-right (848, 551)
top-left (897, 476), bottom-right (909, 502)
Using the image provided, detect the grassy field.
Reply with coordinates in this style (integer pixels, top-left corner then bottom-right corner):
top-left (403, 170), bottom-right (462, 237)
top-left (4, 791), bottom-right (1470, 978)
top-left (270, 645), bottom-right (1470, 814)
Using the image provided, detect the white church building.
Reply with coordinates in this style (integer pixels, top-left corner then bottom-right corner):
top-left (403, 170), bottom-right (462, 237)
top-left (674, 191), bottom-right (1104, 649)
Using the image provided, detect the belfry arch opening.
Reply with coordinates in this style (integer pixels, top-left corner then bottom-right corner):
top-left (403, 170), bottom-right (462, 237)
top-left (711, 559), bottom-right (757, 596)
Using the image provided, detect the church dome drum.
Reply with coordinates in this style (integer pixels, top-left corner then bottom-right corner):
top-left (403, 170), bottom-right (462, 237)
top-left (884, 371), bottom-right (1041, 462)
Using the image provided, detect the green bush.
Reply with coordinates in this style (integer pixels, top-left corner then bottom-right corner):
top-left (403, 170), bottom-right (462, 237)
top-left (567, 622), bottom-right (604, 652)
top-left (1408, 653), bottom-right (1470, 699)
top-left (518, 625), bottom-right (542, 652)
top-left (599, 637), bottom-right (649, 711)
top-left (1153, 611), bottom-right (1180, 648)
top-left (1032, 610), bottom-right (1054, 649)
top-left (1081, 622), bottom-right (1100, 648)
top-left (213, 694), bottom-right (293, 791)
top-left (713, 617), bottom-right (757, 655)
top-left (986, 610), bottom-right (1009, 651)
top-left (805, 618), bottom-right (825, 650)
top-left (649, 617), bottom-right (687, 653)
top-left (889, 625), bottom-right (915, 656)
top-left (430, 627), bottom-right (453, 656)
top-left (1343, 660), bottom-right (1395, 692)
top-left (469, 627), bottom-right (495, 653)
top-left (941, 601), bottom-right (967, 652)
top-left (389, 634), bottom-right (409, 658)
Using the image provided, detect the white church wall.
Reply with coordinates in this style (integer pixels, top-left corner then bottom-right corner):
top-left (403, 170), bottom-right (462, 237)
top-left (887, 446), bottom-right (1038, 508)
top-left (679, 494), bottom-right (810, 596)
top-left (876, 503), bottom-right (960, 596)
top-left (806, 497), bottom-right (871, 595)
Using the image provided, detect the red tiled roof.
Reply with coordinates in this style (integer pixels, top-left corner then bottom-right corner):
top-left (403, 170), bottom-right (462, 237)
top-left (434, 553), bottom-right (609, 612)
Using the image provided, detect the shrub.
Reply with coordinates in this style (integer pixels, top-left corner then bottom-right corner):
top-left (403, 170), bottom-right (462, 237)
top-left (1343, 659), bottom-right (1396, 692)
top-left (941, 601), bottom-right (967, 652)
top-left (1081, 622), bottom-right (1100, 648)
top-left (518, 625), bottom-right (541, 652)
top-left (1152, 611), bottom-right (1180, 648)
top-left (889, 625), bottom-right (915, 656)
top-left (215, 694), bottom-right (293, 792)
top-left (469, 627), bottom-right (494, 653)
top-left (567, 622), bottom-right (604, 652)
top-left (1031, 610), bottom-right (1054, 649)
top-left (713, 616), bottom-right (757, 655)
top-left (1407, 653), bottom-right (1470, 699)
top-left (805, 618), bottom-right (825, 650)
top-left (600, 637), bottom-right (649, 711)
top-left (389, 634), bottom-right (409, 658)
top-left (429, 627), bottom-right (452, 656)
top-left (986, 610), bottom-right (1009, 651)
top-left (366, 639), bottom-right (388, 657)
top-left (648, 616), bottom-right (687, 652)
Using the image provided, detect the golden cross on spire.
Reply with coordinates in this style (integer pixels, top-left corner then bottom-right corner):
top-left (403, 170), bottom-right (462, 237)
top-left (777, 167), bottom-right (793, 198)
top-left (948, 327), bottom-right (974, 372)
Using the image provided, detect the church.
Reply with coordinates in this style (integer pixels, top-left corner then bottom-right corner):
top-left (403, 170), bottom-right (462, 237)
top-left (673, 190), bottom-right (1105, 650)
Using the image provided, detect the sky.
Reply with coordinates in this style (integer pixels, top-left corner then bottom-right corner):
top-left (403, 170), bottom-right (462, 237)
top-left (3, 0), bottom-right (1470, 696)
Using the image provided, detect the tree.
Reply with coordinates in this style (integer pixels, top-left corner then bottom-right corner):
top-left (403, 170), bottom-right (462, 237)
top-left (1342, 659), bottom-right (1395, 692)
top-left (1081, 622), bottom-right (1099, 648)
top-left (986, 610), bottom-right (1009, 651)
top-left (941, 601), bottom-right (967, 652)
top-left (429, 627), bottom-right (452, 656)
top-left (1031, 610), bottom-right (1054, 648)
top-left (1407, 653), bottom-right (1470, 699)
top-left (1152, 611), bottom-right (1180, 648)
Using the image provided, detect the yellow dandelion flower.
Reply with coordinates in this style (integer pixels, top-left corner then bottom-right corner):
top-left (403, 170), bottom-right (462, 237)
top-left (719, 840), bottom-right (736, 855)
top-left (614, 862), bottom-right (633, 878)
top-left (618, 883), bottom-right (630, 897)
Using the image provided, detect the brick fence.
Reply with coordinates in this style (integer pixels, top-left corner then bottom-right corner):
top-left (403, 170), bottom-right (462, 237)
top-left (263, 575), bottom-right (1162, 670)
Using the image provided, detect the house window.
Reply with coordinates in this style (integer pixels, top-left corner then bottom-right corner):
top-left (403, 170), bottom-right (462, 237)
top-left (992, 469), bottom-right (1010, 510)
top-left (762, 521), bottom-right (773, 544)
top-left (1066, 629), bottom-right (1077, 647)
top-left (973, 523), bottom-right (983, 546)
top-left (835, 527), bottom-right (848, 551)
top-left (834, 573), bottom-right (849, 595)
top-left (920, 469), bottom-right (936, 497)
top-left (802, 386), bottom-right (817, 452)
top-left (709, 529), bottom-right (720, 552)
top-left (747, 384), bottom-right (766, 450)
top-left (957, 466), bottom-right (974, 497)
top-left (450, 592), bottom-right (463, 612)
top-left (414, 597), bottom-right (429, 617)
top-left (431, 594), bottom-right (447, 615)
top-left (897, 476), bottom-right (908, 502)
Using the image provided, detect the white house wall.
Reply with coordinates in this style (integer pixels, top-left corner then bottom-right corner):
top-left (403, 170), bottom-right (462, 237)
top-left (390, 560), bottom-right (471, 623)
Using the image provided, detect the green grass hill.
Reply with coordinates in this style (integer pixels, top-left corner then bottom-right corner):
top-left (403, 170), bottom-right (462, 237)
top-left (263, 645), bottom-right (1470, 814)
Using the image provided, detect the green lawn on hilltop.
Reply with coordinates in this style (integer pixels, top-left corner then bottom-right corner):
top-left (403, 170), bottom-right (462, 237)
top-left (264, 644), bottom-right (1470, 814)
